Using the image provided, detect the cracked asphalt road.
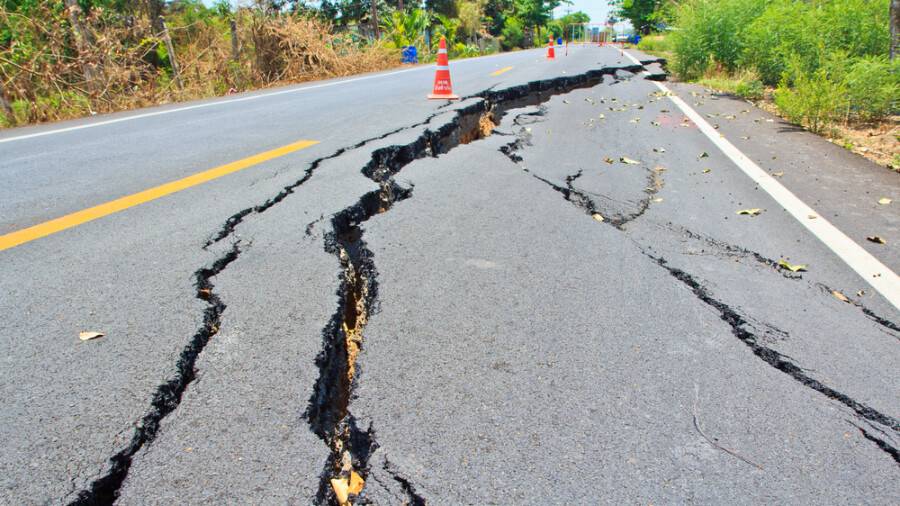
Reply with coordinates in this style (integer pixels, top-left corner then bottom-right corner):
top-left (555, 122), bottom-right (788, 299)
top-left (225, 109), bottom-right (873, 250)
top-left (1, 45), bottom-right (898, 504)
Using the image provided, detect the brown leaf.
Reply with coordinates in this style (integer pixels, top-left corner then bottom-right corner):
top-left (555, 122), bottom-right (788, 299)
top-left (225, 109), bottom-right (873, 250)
top-left (831, 290), bottom-right (850, 303)
top-left (736, 208), bottom-right (762, 216)
top-left (866, 235), bottom-right (886, 244)
top-left (79, 331), bottom-right (105, 341)
top-left (331, 478), bottom-right (350, 505)
top-left (592, 213), bottom-right (605, 222)
top-left (620, 157), bottom-right (640, 165)
top-left (604, 157), bottom-right (615, 164)
top-left (348, 471), bottom-right (365, 495)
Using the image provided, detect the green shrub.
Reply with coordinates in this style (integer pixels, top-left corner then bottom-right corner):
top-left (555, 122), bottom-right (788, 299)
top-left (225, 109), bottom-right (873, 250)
top-left (775, 65), bottom-right (848, 133)
top-left (698, 69), bottom-right (764, 100)
top-left (844, 55), bottom-right (900, 121)
top-left (670, 0), bottom-right (768, 79)
top-left (637, 34), bottom-right (672, 55)
top-left (500, 17), bottom-right (524, 50)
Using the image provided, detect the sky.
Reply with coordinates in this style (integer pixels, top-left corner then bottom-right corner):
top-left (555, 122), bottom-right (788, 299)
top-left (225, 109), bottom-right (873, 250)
top-left (553, 0), bottom-right (613, 25)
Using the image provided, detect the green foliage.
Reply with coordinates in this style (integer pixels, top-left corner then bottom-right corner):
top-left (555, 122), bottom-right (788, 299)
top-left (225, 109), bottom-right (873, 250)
top-left (843, 55), bottom-right (900, 120)
top-left (636, 33), bottom-right (671, 55)
top-left (775, 59), bottom-right (849, 133)
top-left (698, 69), bottom-right (764, 100)
top-left (382, 8), bottom-right (428, 47)
top-left (612, 0), bottom-right (662, 34)
top-left (499, 15), bottom-right (524, 49)
top-left (671, 0), bottom-right (896, 131)
top-left (670, 0), bottom-right (768, 79)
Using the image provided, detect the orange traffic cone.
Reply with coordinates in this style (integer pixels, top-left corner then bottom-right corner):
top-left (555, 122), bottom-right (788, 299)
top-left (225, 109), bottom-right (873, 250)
top-left (546, 36), bottom-right (555, 59)
top-left (428, 37), bottom-right (459, 100)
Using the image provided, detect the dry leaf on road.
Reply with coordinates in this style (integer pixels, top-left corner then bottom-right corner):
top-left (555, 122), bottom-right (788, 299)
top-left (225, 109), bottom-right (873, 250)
top-left (736, 208), bottom-right (762, 216)
top-left (866, 236), bottom-right (886, 244)
top-left (777, 259), bottom-right (807, 272)
top-left (348, 471), bottom-right (365, 495)
top-left (331, 478), bottom-right (350, 505)
top-left (878, 198), bottom-right (892, 205)
top-left (831, 290), bottom-right (850, 303)
top-left (592, 213), bottom-right (605, 222)
top-left (79, 331), bottom-right (105, 341)
top-left (620, 157), bottom-right (640, 164)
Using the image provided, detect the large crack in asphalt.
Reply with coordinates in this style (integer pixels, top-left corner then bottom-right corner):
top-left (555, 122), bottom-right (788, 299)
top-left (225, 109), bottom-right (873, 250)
top-left (500, 118), bottom-right (900, 464)
top-left (69, 242), bottom-right (241, 505)
top-left (65, 62), bottom-right (655, 506)
top-left (304, 64), bottom-right (656, 505)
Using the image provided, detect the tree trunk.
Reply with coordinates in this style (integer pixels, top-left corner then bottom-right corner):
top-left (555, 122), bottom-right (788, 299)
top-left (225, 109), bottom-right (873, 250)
top-left (371, 0), bottom-right (380, 39)
top-left (891, 0), bottom-right (899, 60)
top-left (64, 0), bottom-right (101, 93)
top-left (230, 19), bottom-right (240, 61)
top-left (0, 82), bottom-right (13, 119)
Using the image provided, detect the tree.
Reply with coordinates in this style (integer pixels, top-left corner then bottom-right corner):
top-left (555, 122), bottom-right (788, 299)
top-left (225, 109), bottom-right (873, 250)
top-left (892, 0), bottom-right (899, 60)
top-left (610, 0), bottom-right (661, 35)
top-left (513, 0), bottom-right (567, 44)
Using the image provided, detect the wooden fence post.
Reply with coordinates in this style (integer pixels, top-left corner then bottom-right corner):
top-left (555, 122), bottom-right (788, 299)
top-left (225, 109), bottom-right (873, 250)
top-left (159, 16), bottom-right (184, 90)
top-left (230, 19), bottom-right (240, 61)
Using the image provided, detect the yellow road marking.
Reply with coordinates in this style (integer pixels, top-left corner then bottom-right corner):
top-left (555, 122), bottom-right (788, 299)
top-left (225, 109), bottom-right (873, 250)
top-left (490, 66), bottom-right (514, 76)
top-left (0, 139), bottom-right (319, 252)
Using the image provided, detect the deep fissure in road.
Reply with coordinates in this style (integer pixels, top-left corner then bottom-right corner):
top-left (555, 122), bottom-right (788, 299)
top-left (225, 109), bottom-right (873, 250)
top-left (65, 62), bottom-right (664, 505)
top-left (69, 242), bottom-right (241, 506)
top-left (305, 64), bottom-right (650, 505)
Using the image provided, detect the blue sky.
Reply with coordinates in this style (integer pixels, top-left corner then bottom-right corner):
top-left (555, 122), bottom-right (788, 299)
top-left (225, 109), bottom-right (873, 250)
top-left (553, 0), bottom-right (613, 24)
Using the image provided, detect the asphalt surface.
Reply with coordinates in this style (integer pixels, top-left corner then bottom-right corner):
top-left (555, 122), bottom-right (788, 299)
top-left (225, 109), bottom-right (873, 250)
top-left (0, 45), bottom-right (897, 504)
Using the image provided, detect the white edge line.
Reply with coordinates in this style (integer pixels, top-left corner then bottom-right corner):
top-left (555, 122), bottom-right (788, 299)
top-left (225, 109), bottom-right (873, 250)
top-left (621, 50), bottom-right (900, 311)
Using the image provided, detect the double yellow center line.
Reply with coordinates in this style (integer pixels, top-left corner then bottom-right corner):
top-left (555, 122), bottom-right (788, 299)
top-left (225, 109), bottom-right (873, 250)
top-left (0, 139), bottom-right (319, 252)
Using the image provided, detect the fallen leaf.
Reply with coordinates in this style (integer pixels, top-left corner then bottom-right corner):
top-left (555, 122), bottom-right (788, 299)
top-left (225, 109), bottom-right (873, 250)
top-left (725, 114), bottom-right (736, 120)
top-left (629, 118), bottom-right (640, 123)
top-left (778, 259), bottom-right (807, 272)
top-left (592, 213), bottom-right (605, 222)
top-left (331, 478), bottom-right (350, 505)
top-left (660, 109), bottom-right (670, 113)
top-left (702, 168), bottom-right (711, 174)
top-left (736, 208), bottom-right (762, 216)
top-left (856, 290), bottom-right (866, 297)
top-left (604, 157), bottom-right (615, 164)
top-left (771, 171), bottom-right (784, 177)
top-left (653, 166), bottom-right (667, 173)
top-left (653, 147), bottom-right (666, 153)
top-left (79, 331), bottom-right (105, 341)
top-left (598, 113), bottom-right (606, 119)
top-left (878, 197), bottom-right (892, 205)
top-left (866, 235), bottom-right (886, 244)
top-left (348, 471), bottom-right (365, 495)
top-left (584, 97), bottom-right (595, 104)
top-left (831, 290), bottom-right (850, 303)
top-left (563, 99), bottom-right (571, 104)
top-left (620, 157), bottom-right (640, 164)
top-left (699, 152), bottom-right (709, 158)
top-left (740, 136), bottom-right (750, 140)
top-left (652, 197), bottom-right (664, 203)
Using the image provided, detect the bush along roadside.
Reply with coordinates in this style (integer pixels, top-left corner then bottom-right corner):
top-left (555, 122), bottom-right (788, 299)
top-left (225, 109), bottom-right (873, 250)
top-left (653, 0), bottom-right (898, 170)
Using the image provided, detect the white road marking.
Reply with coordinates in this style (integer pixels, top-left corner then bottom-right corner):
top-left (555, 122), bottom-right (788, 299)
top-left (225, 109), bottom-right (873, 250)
top-left (0, 49), bottom-right (539, 145)
top-left (622, 50), bottom-right (900, 311)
